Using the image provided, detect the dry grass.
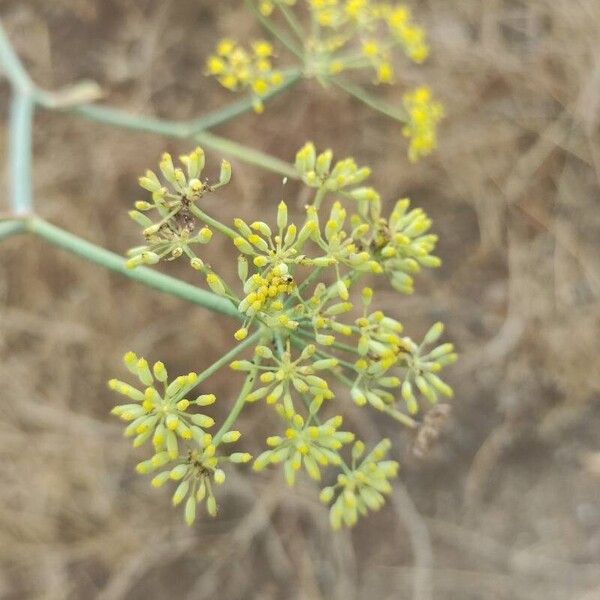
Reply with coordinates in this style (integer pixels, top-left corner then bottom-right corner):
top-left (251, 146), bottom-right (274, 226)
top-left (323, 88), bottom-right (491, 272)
top-left (1, 1), bottom-right (600, 599)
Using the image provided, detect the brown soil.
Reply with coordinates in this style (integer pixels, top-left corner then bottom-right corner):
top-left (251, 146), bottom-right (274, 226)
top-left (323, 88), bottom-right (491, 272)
top-left (1, 1), bottom-right (599, 599)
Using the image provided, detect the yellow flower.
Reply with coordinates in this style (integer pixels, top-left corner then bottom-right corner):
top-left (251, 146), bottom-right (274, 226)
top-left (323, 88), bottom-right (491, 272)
top-left (376, 62), bottom-right (393, 84)
top-left (301, 1), bottom-right (430, 81)
top-left (361, 40), bottom-right (380, 58)
top-left (259, 0), bottom-right (275, 15)
top-left (252, 40), bottom-right (274, 58)
top-left (401, 86), bottom-right (444, 162)
top-left (216, 38), bottom-right (235, 56)
top-left (386, 8), bottom-right (429, 63)
top-left (206, 39), bottom-right (284, 113)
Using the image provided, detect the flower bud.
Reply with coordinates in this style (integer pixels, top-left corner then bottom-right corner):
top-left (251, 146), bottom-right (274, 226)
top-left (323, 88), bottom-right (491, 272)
top-left (221, 430), bottom-right (241, 443)
top-left (219, 159), bottom-right (232, 185)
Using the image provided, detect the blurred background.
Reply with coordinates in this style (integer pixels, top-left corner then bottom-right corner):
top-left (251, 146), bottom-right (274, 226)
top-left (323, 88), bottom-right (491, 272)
top-left (1, 1), bottom-right (600, 599)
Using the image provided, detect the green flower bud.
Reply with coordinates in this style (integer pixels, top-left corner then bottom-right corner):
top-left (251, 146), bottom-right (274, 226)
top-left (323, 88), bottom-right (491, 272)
top-left (184, 496), bottom-right (196, 525)
top-left (214, 469), bottom-right (226, 485)
top-left (221, 430), bottom-right (241, 443)
top-left (191, 414), bottom-right (215, 428)
top-left (229, 452), bottom-right (252, 463)
top-left (195, 393), bottom-right (216, 406)
top-left (206, 273), bottom-right (226, 296)
top-left (219, 159), bottom-right (232, 185)
top-left (423, 322), bottom-right (444, 345)
top-left (206, 496), bottom-right (217, 517)
top-left (190, 257), bottom-right (204, 270)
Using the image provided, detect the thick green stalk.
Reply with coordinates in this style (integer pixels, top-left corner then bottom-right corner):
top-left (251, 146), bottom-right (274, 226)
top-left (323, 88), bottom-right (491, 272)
top-left (25, 217), bottom-right (240, 318)
top-left (67, 103), bottom-right (189, 137)
top-left (38, 103), bottom-right (298, 178)
top-left (49, 69), bottom-right (302, 138)
top-left (0, 219), bottom-right (26, 240)
top-left (0, 22), bottom-right (32, 92)
top-left (9, 92), bottom-right (34, 215)
top-left (34, 74), bottom-right (301, 179)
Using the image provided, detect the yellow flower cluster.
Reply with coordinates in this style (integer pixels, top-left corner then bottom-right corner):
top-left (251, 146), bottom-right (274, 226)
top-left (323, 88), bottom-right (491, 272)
top-left (239, 269), bottom-right (296, 318)
top-left (116, 145), bottom-right (456, 529)
top-left (320, 438), bottom-right (399, 529)
top-left (401, 86), bottom-right (444, 162)
top-left (302, 0), bottom-right (429, 82)
top-left (384, 5), bottom-right (429, 63)
top-left (360, 39), bottom-right (394, 84)
top-left (206, 38), bottom-right (284, 113)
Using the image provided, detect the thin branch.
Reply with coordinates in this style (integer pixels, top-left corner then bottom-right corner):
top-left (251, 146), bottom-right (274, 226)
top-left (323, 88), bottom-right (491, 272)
top-left (245, 0), bottom-right (305, 59)
top-left (332, 78), bottom-right (408, 123)
top-left (185, 68), bottom-right (303, 134)
top-left (279, 5), bottom-right (306, 42)
top-left (194, 131), bottom-right (298, 179)
top-left (196, 329), bottom-right (263, 386)
top-left (212, 349), bottom-right (266, 446)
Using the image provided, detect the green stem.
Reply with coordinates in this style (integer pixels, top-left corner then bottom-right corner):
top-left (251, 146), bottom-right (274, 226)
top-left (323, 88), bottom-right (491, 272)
top-left (186, 68), bottom-right (303, 133)
top-left (294, 329), bottom-right (359, 355)
top-left (0, 219), bottom-right (26, 241)
top-left (24, 217), bottom-right (240, 318)
top-left (67, 103), bottom-right (189, 136)
top-left (9, 91), bottom-right (34, 214)
top-left (36, 89), bottom-right (299, 179)
top-left (331, 78), bottom-right (408, 123)
top-left (313, 187), bottom-right (328, 210)
top-left (0, 21), bottom-right (33, 92)
top-left (43, 103), bottom-right (298, 178)
top-left (35, 69), bottom-right (302, 137)
top-left (194, 131), bottom-right (298, 179)
top-left (196, 330), bottom-right (262, 385)
top-left (189, 205), bottom-right (237, 240)
top-left (213, 349), bottom-right (265, 445)
top-left (245, 0), bottom-right (304, 59)
top-left (279, 5), bottom-right (306, 42)
top-left (285, 266), bottom-right (322, 308)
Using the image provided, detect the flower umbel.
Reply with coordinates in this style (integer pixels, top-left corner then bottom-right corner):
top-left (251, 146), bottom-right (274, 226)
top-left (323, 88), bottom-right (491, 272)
top-left (254, 411), bottom-right (354, 486)
top-left (320, 438), bottom-right (399, 529)
top-left (113, 143), bottom-right (456, 529)
top-left (109, 352), bottom-right (216, 454)
top-left (126, 147), bottom-right (231, 269)
top-left (206, 38), bottom-right (284, 113)
top-left (109, 352), bottom-right (253, 524)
